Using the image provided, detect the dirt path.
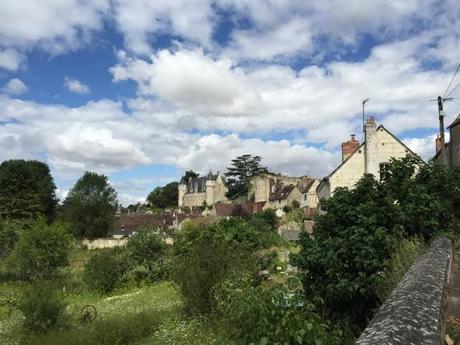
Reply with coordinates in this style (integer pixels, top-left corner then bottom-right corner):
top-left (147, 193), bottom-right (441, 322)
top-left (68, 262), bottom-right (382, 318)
top-left (446, 250), bottom-right (460, 342)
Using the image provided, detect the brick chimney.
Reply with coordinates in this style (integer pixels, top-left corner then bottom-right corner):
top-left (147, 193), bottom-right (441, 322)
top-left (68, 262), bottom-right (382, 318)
top-left (435, 135), bottom-right (442, 154)
top-left (341, 134), bottom-right (360, 161)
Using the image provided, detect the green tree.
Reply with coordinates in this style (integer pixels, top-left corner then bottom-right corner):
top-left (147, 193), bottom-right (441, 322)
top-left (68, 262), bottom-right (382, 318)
top-left (0, 160), bottom-right (57, 221)
top-left (7, 220), bottom-right (73, 280)
top-left (62, 172), bottom-right (118, 238)
top-left (183, 170), bottom-right (199, 181)
top-left (172, 219), bottom-right (258, 314)
top-left (0, 219), bottom-right (24, 259)
top-left (147, 182), bottom-right (179, 209)
top-left (293, 175), bottom-right (402, 329)
top-left (83, 250), bottom-right (124, 294)
top-left (225, 154), bottom-right (268, 199)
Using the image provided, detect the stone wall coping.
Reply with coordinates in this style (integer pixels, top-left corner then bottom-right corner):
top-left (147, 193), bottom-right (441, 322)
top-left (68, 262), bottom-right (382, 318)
top-left (356, 237), bottom-right (452, 345)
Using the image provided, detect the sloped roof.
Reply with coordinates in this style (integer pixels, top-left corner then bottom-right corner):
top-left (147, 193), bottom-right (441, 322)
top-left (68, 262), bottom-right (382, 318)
top-left (269, 184), bottom-right (296, 201)
top-left (448, 114), bottom-right (460, 129)
top-left (297, 178), bottom-right (316, 193)
top-left (317, 125), bottom-right (422, 191)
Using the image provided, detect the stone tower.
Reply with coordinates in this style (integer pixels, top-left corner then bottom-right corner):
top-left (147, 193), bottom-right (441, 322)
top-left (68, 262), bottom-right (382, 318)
top-left (205, 172), bottom-right (216, 206)
top-left (178, 182), bottom-right (187, 207)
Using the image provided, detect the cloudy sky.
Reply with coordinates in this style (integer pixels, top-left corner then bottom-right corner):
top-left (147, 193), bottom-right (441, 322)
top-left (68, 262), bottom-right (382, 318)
top-left (0, 0), bottom-right (459, 205)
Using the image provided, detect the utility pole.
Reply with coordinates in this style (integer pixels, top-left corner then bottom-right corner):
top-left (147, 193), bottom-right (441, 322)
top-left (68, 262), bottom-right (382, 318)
top-left (362, 98), bottom-right (370, 133)
top-left (437, 95), bottom-right (447, 165)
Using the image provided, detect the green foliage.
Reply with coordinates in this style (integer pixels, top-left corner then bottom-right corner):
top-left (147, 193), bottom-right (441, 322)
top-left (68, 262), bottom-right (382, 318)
top-left (294, 175), bottom-right (402, 328)
top-left (183, 170), bottom-right (199, 181)
top-left (83, 249), bottom-right (123, 294)
top-left (19, 282), bottom-right (67, 333)
top-left (147, 182), bottom-right (179, 209)
top-left (124, 231), bottom-right (170, 283)
top-left (21, 311), bottom-right (160, 345)
top-left (216, 284), bottom-right (341, 345)
top-left (249, 208), bottom-right (278, 232)
top-left (225, 154), bottom-right (268, 200)
top-left (291, 199), bottom-right (300, 209)
top-left (62, 171), bottom-right (118, 238)
top-left (0, 219), bottom-right (24, 260)
top-left (376, 237), bottom-right (425, 302)
top-left (7, 220), bottom-right (73, 280)
top-left (172, 220), bottom-right (257, 314)
top-left (285, 207), bottom-right (306, 225)
top-left (295, 156), bottom-right (460, 331)
top-left (0, 159), bottom-right (57, 221)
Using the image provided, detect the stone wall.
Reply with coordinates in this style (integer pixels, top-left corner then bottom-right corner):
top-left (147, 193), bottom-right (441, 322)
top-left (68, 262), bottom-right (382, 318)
top-left (356, 237), bottom-right (452, 345)
top-left (82, 238), bottom-right (128, 250)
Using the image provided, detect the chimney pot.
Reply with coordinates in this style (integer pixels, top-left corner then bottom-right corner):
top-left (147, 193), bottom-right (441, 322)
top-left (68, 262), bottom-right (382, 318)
top-left (341, 135), bottom-right (360, 162)
top-left (435, 135), bottom-right (442, 154)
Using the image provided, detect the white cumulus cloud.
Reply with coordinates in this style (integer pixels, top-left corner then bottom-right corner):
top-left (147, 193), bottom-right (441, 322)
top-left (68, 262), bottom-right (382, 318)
top-left (2, 79), bottom-right (28, 95)
top-left (64, 77), bottom-right (90, 94)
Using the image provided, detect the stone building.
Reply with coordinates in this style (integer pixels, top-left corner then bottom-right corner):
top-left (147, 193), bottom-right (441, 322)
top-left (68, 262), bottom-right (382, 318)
top-left (178, 171), bottom-right (228, 208)
top-left (433, 114), bottom-right (460, 167)
top-left (248, 173), bottom-right (319, 211)
top-left (317, 117), bottom-right (417, 200)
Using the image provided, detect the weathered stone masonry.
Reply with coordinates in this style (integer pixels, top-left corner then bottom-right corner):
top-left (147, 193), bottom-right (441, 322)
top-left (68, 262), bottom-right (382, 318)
top-left (356, 237), bottom-right (452, 345)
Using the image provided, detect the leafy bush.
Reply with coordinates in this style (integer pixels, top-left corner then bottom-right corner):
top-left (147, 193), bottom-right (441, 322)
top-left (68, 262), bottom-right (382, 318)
top-left (376, 237), bottom-right (425, 302)
top-left (173, 220), bottom-right (256, 314)
top-left (249, 208), bottom-right (278, 232)
top-left (7, 220), bottom-right (73, 280)
top-left (0, 219), bottom-right (24, 259)
top-left (21, 311), bottom-right (160, 345)
top-left (291, 199), bottom-right (300, 209)
top-left (19, 282), bottom-right (67, 333)
top-left (294, 175), bottom-right (402, 328)
top-left (216, 284), bottom-right (341, 345)
top-left (83, 249), bottom-right (124, 294)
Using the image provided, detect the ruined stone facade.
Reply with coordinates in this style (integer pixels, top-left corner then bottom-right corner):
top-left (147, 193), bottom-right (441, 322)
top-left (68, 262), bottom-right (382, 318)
top-left (248, 173), bottom-right (319, 211)
top-left (318, 117), bottom-right (416, 200)
top-left (178, 172), bottom-right (228, 208)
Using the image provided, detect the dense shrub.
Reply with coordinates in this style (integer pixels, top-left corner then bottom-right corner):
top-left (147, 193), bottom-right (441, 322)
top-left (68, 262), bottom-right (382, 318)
top-left (7, 220), bottom-right (73, 280)
top-left (19, 282), bottom-right (67, 333)
top-left (83, 249), bottom-right (124, 294)
top-left (294, 175), bottom-right (402, 328)
top-left (173, 220), bottom-right (257, 314)
top-left (215, 283), bottom-right (341, 345)
top-left (294, 157), bottom-right (460, 332)
top-left (249, 208), bottom-right (278, 232)
top-left (0, 219), bottom-right (24, 259)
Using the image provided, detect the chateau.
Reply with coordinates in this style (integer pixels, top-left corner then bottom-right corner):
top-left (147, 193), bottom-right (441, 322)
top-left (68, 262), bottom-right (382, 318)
top-left (317, 117), bottom-right (417, 200)
top-left (178, 171), bottom-right (228, 208)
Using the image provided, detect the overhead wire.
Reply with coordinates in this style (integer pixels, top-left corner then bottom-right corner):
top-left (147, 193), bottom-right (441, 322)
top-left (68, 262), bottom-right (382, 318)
top-left (443, 63), bottom-right (460, 98)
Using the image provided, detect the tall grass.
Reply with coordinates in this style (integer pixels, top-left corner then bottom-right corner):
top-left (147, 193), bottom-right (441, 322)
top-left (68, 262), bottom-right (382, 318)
top-left (376, 237), bottom-right (425, 302)
top-left (21, 311), bottom-right (160, 345)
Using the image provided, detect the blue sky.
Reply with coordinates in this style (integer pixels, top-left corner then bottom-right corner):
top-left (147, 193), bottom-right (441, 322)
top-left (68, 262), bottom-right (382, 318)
top-left (0, 0), bottom-right (459, 205)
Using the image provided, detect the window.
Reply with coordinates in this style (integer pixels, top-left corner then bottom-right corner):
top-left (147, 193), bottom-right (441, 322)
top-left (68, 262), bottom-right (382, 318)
top-left (379, 162), bottom-right (390, 180)
top-left (304, 195), bottom-right (307, 201)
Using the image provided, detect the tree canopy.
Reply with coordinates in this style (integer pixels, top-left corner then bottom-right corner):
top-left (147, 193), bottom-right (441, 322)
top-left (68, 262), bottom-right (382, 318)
top-left (225, 154), bottom-right (268, 200)
top-left (62, 171), bottom-right (118, 238)
top-left (183, 170), bottom-right (198, 181)
top-left (147, 181), bottom-right (179, 209)
top-left (0, 159), bottom-right (57, 221)
top-left (294, 155), bottom-right (460, 331)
